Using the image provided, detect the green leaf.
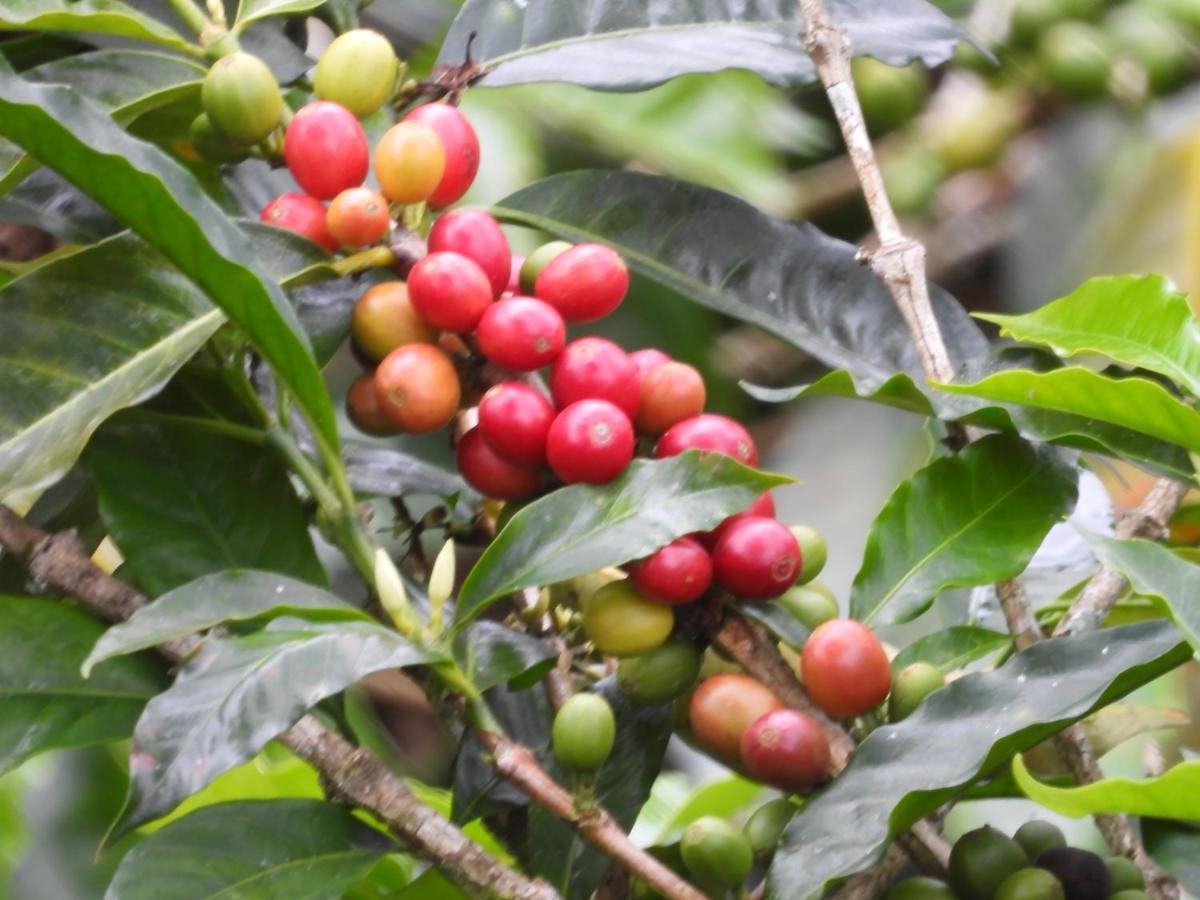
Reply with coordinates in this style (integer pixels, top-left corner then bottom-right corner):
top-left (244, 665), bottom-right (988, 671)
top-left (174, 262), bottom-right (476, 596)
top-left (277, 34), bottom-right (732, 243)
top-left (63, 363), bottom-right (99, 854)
top-left (766, 620), bottom-right (1191, 899)
top-left (0, 596), bottom-right (165, 775)
top-left (114, 618), bottom-right (442, 833)
top-left (82, 419), bottom-right (326, 596)
top-left (453, 621), bottom-right (556, 693)
top-left (1144, 819), bottom-right (1200, 896)
top-left (851, 435), bottom-right (1078, 625)
top-left (737, 601), bottom-right (811, 649)
top-left (891, 626), bottom-right (1012, 674)
top-left (0, 72), bottom-right (339, 452)
top-left (978, 275), bottom-right (1200, 398)
top-left (106, 799), bottom-right (392, 899)
top-left (641, 775), bottom-right (763, 848)
top-left (0, 234), bottom-right (222, 510)
top-left (1013, 755), bottom-right (1200, 819)
top-left (937, 368), bottom-right (1200, 454)
top-left (439, 0), bottom-right (965, 91)
top-left (342, 442), bottom-right (472, 503)
top-left (83, 571), bottom-right (369, 676)
top-left (0, 0), bottom-right (198, 56)
top-left (234, 0), bottom-right (325, 32)
top-left (455, 451), bottom-right (790, 627)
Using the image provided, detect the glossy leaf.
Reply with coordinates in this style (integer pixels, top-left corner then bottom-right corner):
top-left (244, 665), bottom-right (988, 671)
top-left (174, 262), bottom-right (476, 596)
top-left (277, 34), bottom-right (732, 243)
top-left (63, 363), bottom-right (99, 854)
top-left (851, 435), bottom-right (1078, 625)
top-left (1013, 755), bottom-right (1200, 819)
top-left (738, 601), bottom-right (810, 649)
top-left (767, 620), bottom-right (1191, 899)
top-left (1144, 819), bottom-right (1200, 895)
top-left (234, 0), bottom-right (325, 32)
top-left (0, 596), bottom-right (165, 775)
top-left (891, 626), bottom-right (1012, 674)
top-left (106, 799), bottom-right (391, 899)
top-left (453, 621), bottom-right (556, 693)
top-left (440, 0), bottom-right (966, 91)
top-left (83, 571), bottom-right (369, 676)
top-left (455, 451), bottom-right (790, 627)
top-left (0, 234), bottom-right (222, 509)
top-left (114, 618), bottom-right (441, 834)
top-left (83, 419), bottom-right (326, 596)
top-left (0, 0), bottom-right (197, 56)
top-left (978, 275), bottom-right (1200, 398)
top-left (342, 442), bottom-right (472, 503)
top-left (0, 72), bottom-right (339, 451)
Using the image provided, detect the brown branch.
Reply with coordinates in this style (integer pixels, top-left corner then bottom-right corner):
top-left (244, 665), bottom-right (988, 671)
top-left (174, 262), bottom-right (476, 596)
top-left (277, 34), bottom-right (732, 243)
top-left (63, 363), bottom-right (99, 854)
top-left (0, 506), bottom-right (558, 900)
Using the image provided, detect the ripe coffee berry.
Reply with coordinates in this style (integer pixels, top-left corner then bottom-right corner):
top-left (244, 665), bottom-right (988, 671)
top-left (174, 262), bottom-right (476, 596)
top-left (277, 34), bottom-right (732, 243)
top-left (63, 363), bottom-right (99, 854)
top-left (550, 337), bottom-right (640, 418)
top-left (535, 243), bottom-right (629, 322)
top-left (374, 343), bottom-right (461, 433)
top-left (374, 121), bottom-right (445, 204)
top-left (476, 297), bottom-right (565, 371)
top-left (261, 193), bottom-right (336, 252)
top-left (403, 104), bottom-right (480, 208)
top-left (801, 619), bottom-right (892, 719)
top-left (636, 361), bottom-right (706, 434)
top-left (407, 252), bottom-right (493, 332)
top-left (546, 399), bottom-right (634, 484)
top-left (427, 209), bottom-right (512, 298)
top-left (656, 414), bottom-right (758, 467)
top-left (688, 674), bottom-right (784, 763)
top-left (346, 374), bottom-right (397, 436)
top-left (740, 709), bottom-right (831, 793)
top-left (284, 101), bottom-right (369, 199)
top-left (705, 492), bottom-right (776, 548)
top-left (457, 428), bottom-right (540, 501)
top-left (712, 516), bottom-right (801, 599)
top-left (478, 382), bottom-right (555, 466)
top-left (326, 187), bottom-right (390, 248)
top-left (629, 348), bottom-right (672, 383)
top-left (352, 282), bottom-right (435, 361)
top-left (630, 537), bottom-right (712, 605)
top-left (506, 255), bottom-right (524, 293)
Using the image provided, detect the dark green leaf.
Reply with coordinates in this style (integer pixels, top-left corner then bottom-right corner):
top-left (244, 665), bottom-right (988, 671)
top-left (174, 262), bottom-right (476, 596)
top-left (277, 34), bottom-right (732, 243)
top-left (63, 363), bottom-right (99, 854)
top-left (891, 626), bottom-right (1011, 674)
top-left (82, 419), bottom-right (326, 596)
top-left (737, 601), bottom-right (810, 649)
top-left (0, 72), bottom-right (339, 451)
top-left (105, 799), bottom-right (392, 899)
top-left (455, 451), bottom-right (790, 627)
top-left (0, 0), bottom-right (198, 56)
top-left (0, 596), bottom-right (165, 775)
top-left (0, 168), bottom-right (119, 243)
top-left (342, 442), bottom-right (472, 502)
top-left (851, 435), bottom-right (1078, 625)
top-left (440, 0), bottom-right (965, 91)
top-left (234, 0), bottom-right (324, 32)
top-left (454, 621), bottom-right (556, 693)
top-left (767, 620), bottom-right (1190, 899)
top-left (83, 571), bottom-right (369, 675)
top-left (115, 618), bottom-right (441, 833)
top-left (1144, 819), bottom-right (1200, 895)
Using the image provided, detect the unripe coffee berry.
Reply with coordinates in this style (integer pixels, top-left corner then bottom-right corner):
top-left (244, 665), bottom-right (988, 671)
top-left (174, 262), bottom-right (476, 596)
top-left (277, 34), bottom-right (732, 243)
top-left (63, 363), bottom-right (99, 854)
top-left (889, 661), bottom-right (945, 721)
top-left (582, 580), bottom-right (674, 658)
top-left (456, 428), bottom-right (540, 501)
top-left (740, 708), bottom-right (831, 793)
top-left (520, 240), bottom-right (572, 293)
top-left (790, 524), bottom-right (827, 584)
top-left (261, 193), bottom-right (336, 252)
top-left (743, 798), bottom-right (796, 861)
top-left (427, 209), bottom-right (512, 297)
top-left (630, 537), bottom-right (712, 605)
top-left (477, 382), bottom-right (555, 466)
top-left (403, 104), bottom-right (480, 208)
top-left (352, 282), bottom-right (436, 362)
top-left (189, 113), bottom-right (249, 163)
top-left (550, 337), bottom-right (640, 418)
top-left (315, 29), bottom-right (399, 119)
top-left (535, 243), bottom-right (629, 322)
top-left (407, 252), bottom-right (493, 332)
top-left (801, 619), bottom-right (892, 719)
top-left (636, 361), bottom-right (706, 434)
top-left (617, 639), bottom-right (701, 704)
top-left (476, 297), bottom-right (565, 371)
top-left (373, 343), bottom-right (460, 433)
top-left (552, 693), bottom-right (615, 771)
top-left (680, 817), bottom-right (754, 890)
top-left (778, 582), bottom-right (839, 630)
top-left (374, 121), bottom-right (446, 204)
top-left (284, 101), bottom-right (370, 200)
top-left (656, 414), bottom-right (758, 467)
top-left (346, 374), bottom-right (397, 436)
top-left (326, 187), bottom-right (390, 248)
top-left (712, 517), bottom-right (801, 599)
top-left (546, 399), bottom-right (635, 485)
top-left (201, 52), bottom-right (281, 145)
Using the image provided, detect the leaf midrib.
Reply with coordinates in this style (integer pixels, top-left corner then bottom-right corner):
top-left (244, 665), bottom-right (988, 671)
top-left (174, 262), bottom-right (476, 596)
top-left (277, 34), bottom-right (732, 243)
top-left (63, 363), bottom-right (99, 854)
top-left (205, 847), bottom-right (379, 898)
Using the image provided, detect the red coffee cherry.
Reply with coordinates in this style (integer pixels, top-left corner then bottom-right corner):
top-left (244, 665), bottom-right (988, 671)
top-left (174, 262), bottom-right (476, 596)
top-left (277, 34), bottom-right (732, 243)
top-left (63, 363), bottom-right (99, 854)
top-left (326, 187), bottom-right (390, 248)
top-left (457, 428), bottom-right (540, 501)
top-left (374, 120), bottom-right (446, 204)
top-left (403, 103), bottom-right (481, 208)
top-left (630, 537), bottom-right (713, 606)
top-left (284, 101), bottom-right (370, 200)
top-left (656, 414), bottom-right (758, 467)
top-left (352, 281), bottom-right (436, 362)
top-left (712, 517), bottom-right (801, 599)
top-left (705, 492), bottom-right (776, 549)
top-left (476, 297), bottom-right (565, 371)
top-left (407, 251), bottom-right (493, 332)
top-left (550, 337), bottom-right (640, 419)
top-left (427, 209), bottom-right (512, 298)
top-left (636, 361), bottom-right (706, 434)
top-left (535, 243), bottom-right (630, 322)
top-left (546, 400), bottom-right (635, 485)
top-left (801, 619), bottom-right (892, 719)
top-left (346, 373), bottom-right (397, 436)
top-left (740, 709), bottom-right (831, 793)
top-left (478, 382), bottom-right (555, 466)
top-left (374, 343), bottom-right (461, 434)
top-left (260, 193), bottom-right (336, 252)
top-left (507, 255), bottom-right (524, 294)
top-left (629, 348), bottom-right (672, 384)
top-left (688, 674), bottom-right (784, 764)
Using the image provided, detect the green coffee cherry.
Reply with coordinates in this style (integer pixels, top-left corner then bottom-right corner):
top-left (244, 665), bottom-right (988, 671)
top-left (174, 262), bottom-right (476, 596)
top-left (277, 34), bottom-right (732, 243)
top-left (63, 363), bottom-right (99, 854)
top-left (1106, 6), bottom-right (1192, 95)
top-left (315, 29), bottom-right (400, 119)
top-left (883, 143), bottom-right (946, 216)
top-left (852, 58), bottom-right (929, 134)
top-left (778, 581), bottom-right (838, 630)
top-left (188, 113), bottom-right (249, 163)
top-left (1141, 0), bottom-right (1200, 31)
top-left (1011, 0), bottom-right (1070, 47)
top-left (520, 241), bottom-right (572, 293)
top-left (1038, 21), bottom-right (1113, 100)
top-left (617, 639), bottom-right (701, 704)
top-left (889, 661), bottom-right (945, 721)
top-left (928, 87), bottom-right (1023, 173)
top-left (201, 52), bottom-right (282, 145)
top-left (885, 877), bottom-right (958, 899)
top-left (1110, 892), bottom-right (1151, 900)
top-left (582, 580), bottom-right (674, 658)
top-left (1014, 820), bottom-right (1067, 862)
top-left (679, 816), bottom-right (754, 891)
top-left (788, 525), bottom-right (827, 584)
top-left (552, 693), bottom-right (616, 772)
top-left (1105, 856), bottom-right (1145, 893)
top-left (743, 798), bottom-right (796, 860)
top-left (949, 826), bottom-right (1030, 900)
top-left (995, 867), bottom-right (1065, 900)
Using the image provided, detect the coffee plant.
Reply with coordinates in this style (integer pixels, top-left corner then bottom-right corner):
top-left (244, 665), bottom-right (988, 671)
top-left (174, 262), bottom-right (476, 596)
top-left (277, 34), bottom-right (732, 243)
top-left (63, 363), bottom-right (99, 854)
top-left (1, 0), bottom-right (1200, 898)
